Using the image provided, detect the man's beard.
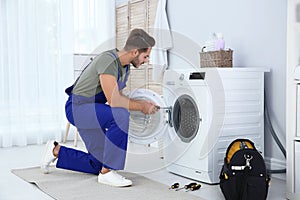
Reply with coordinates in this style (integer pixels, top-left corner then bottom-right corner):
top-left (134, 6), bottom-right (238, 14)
top-left (131, 60), bottom-right (138, 68)
top-left (131, 55), bottom-right (144, 68)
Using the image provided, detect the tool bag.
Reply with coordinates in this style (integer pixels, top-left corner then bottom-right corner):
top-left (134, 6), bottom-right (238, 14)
top-left (219, 138), bottom-right (270, 200)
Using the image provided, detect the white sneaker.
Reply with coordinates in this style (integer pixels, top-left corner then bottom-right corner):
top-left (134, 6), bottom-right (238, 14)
top-left (98, 171), bottom-right (132, 187)
top-left (40, 140), bottom-right (57, 174)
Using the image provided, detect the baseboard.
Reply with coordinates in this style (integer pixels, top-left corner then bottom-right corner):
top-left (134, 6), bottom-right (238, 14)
top-left (264, 156), bottom-right (286, 180)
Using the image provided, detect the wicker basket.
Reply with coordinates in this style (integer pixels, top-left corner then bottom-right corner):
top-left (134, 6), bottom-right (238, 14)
top-left (200, 49), bottom-right (233, 68)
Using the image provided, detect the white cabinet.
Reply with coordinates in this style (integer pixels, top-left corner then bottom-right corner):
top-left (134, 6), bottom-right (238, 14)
top-left (295, 141), bottom-right (300, 192)
top-left (286, 0), bottom-right (300, 199)
top-left (73, 54), bottom-right (97, 78)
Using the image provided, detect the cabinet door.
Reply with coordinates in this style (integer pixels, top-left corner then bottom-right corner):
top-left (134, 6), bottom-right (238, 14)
top-left (129, 0), bottom-right (147, 30)
top-left (295, 141), bottom-right (300, 193)
top-left (116, 4), bottom-right (128, 50)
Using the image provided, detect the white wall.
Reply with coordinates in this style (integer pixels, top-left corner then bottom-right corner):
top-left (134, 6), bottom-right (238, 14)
top-left (166, 0), bottom-right (287, 171)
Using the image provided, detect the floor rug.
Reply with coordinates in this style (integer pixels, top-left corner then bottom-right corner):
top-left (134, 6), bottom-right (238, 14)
top-left (12, 166), bottom-right (203, 200)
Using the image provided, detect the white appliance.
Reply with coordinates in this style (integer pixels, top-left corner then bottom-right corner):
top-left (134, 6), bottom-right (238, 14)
top-left (295, 142), bottom-right (300, 192)
top-left (128, 68), bottom-right (266, 184)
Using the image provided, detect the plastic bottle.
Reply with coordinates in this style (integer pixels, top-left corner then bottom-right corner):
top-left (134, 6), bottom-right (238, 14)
top-left (215, 33), bottom-right (225, 50)
top-left (204, 33), bottom-right (217, 52)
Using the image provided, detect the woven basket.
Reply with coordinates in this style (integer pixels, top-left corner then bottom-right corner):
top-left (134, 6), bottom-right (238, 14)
top-left (200, 49), bottom-right (233, 68)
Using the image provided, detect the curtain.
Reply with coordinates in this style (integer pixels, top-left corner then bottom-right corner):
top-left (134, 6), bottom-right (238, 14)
top-left (74, 0), bottom-right (116, 54)
top-left (0, 0), bottom-right (115, 147)
top-left (0, 0), bottom-right (74, 147)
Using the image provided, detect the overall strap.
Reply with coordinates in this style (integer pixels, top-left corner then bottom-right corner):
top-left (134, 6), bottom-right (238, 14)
top-left (66, 50), bottom-right (129, 95)
top-left (65, 55), bottom-right (97, 95)
top-left (73, 55), bottom-right (98, 87)
top-left (75, 50), bottom-right (120, 87)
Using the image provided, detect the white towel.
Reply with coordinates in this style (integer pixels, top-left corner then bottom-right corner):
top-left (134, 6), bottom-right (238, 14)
top-left (150, 0), bottom-right (173, 82)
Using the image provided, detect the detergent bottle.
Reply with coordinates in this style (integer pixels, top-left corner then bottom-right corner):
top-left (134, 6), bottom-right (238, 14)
top-left (204, 33), bottom-right (217, 52)
top-left (215, 33), bottom-right (225, 50)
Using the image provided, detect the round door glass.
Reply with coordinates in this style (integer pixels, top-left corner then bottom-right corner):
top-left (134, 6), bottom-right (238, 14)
top-left (173, 94), bottom-right (200, 143)
top-left (129, 107), bottom-right (161, 139)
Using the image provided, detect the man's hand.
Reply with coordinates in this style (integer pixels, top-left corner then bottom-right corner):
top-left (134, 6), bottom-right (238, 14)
top-left (140, 101), bottom-right (159, 115)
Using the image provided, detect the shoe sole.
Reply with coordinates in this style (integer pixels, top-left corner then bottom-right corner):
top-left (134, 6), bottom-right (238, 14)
top-left (98, 179), bottom-right (132, 187)
top-left (40, 140), bottom-right (56, 174)
top-left (98, 182), bottom-right (132, 187)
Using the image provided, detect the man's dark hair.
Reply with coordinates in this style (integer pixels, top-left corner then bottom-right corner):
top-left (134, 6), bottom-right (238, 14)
top-left (124, 29), bottom-right (155, 52)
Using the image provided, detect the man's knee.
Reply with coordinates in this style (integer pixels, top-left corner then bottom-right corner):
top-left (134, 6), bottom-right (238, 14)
top-left (111, 107), bottom-right (130, 128)
top-left (111, 107), bottom-right (129, 118)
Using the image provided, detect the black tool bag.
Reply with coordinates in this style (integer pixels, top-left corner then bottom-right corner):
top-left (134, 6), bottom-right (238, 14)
top-left (219, 138), bottom-right (270, 200)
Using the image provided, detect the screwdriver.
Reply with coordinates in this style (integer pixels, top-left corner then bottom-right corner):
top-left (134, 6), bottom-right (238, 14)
top-left (169, 182), bottom-right (180, 190)
top-left (155, 106), bottom-right (171, 110)
top-left (175, 182), bottom-right (197, 191)
top-left (188, 183), bottom-right (201, 191)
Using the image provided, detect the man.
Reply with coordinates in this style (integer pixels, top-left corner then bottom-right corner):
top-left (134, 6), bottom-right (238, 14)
top-left (41, 29), bottom-right (158, 187)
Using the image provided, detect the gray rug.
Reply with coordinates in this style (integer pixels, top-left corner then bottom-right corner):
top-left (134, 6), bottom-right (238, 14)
top-left (12, 167), bottom-right (202, 200)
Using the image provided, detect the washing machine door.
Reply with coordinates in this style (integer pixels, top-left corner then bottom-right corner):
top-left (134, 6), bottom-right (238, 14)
top-left (128, 88), bottom-right (169, 144)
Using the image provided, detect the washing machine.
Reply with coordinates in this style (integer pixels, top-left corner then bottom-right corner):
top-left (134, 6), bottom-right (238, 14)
top-left (128, 68), bottom-right (266, 184)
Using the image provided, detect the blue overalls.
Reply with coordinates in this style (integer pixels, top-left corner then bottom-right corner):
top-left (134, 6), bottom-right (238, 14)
top-left (56, 52), bottom-right (130, 175)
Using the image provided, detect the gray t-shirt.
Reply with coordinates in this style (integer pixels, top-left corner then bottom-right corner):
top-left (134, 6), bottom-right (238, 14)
top-left (72, 49), bottom-right (129, 97)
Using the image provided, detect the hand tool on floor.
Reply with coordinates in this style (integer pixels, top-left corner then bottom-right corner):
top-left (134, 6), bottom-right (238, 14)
top-left (186, 183), bottom-right (201, 192)
top-left (175, 182), bottom-right (197, 191)
top-left (169, 182), bottom-right (180, 190)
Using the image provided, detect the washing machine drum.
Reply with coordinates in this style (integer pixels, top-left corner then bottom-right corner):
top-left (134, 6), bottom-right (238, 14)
top-left (128, 89), bottom-right (200, 144)
top-left (173, 94), bottom-right (200, 143)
